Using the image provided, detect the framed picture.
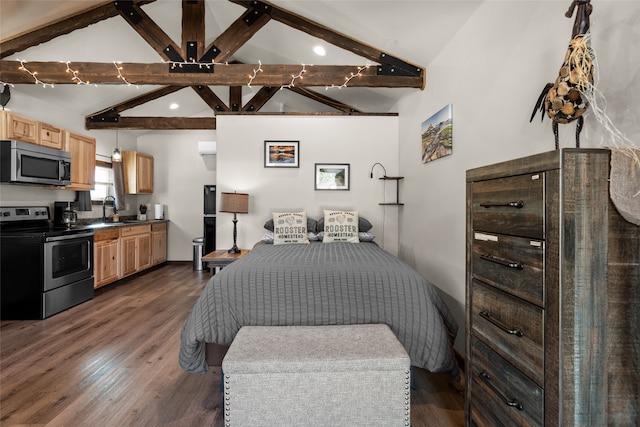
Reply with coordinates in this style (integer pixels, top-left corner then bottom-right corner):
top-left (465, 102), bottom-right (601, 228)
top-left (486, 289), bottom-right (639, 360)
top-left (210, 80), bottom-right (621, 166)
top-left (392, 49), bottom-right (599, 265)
top-left (315, 163), bottom-right (350, 190)
top-left (264, 140), bottom-right (299, 168)
top-left (421, 104), bottom-right (453, 163)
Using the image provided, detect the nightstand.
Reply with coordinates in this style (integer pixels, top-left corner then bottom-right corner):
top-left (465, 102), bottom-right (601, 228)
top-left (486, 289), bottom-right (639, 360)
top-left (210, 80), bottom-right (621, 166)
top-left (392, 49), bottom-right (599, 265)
top-left (202, 249), bottom-right (250, 275)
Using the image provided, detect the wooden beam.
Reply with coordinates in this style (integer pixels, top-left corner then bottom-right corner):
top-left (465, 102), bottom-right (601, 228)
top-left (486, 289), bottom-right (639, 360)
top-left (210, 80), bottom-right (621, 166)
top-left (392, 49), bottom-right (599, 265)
top-left (0, 61), bottom-right (422, 88)
top-left (86, 116), bottom-right (216, 130)
top-left (88, 86), bottom-right (185, 120)
top-left (191, 85), bottom-right (230, 112)
top-left (242, 87), bottom-right (278, 112)
top-left (216, 111), bottom-right (398, 117)
top-left (203, 6), bottom-right (271, 63)
top-left (229, 0), bottom-right (425, 85)
top-left (0, 1), bottom-right (156, 59)
top-left (182, 0), bottom-right (205, 61)
top-left (114, 1), bottom-right (183, 62)
top-left (231, 59), bottom-right (360, 113)
top-left (286, 87), bottom-right (362, 113)
top-left (229, 86), bottom-right (242, 111)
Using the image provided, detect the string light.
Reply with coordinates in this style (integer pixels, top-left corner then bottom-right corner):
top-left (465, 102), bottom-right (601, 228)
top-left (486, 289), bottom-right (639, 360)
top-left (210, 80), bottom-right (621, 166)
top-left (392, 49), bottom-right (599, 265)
top-left (0, 81), bottom-right (14, 88)
top-left (326, 64), bottom-right (371, 90)
top-left (281, 64), bottom-right (308, 90)
top-left (247, 60), bottom-right (263, 87)
top-left (113, 61), bottom-right (138, 88)
top-left (13, 59), bottom-right (377, 93)
top-left (18, 60), bottom-right (54, 88)
top-left (166, 60), bottom-right (217, 70)
top-left (65, 61), bottom-right (96, 86)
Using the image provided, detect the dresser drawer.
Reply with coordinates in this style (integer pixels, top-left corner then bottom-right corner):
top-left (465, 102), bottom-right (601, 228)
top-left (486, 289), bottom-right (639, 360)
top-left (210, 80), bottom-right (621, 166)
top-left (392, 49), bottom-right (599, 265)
top-left (472, 173), bottom-right (544, 239)
top-left (472, 232), bottom-right (544, 307)
top-left (471, 280), bottom-right (544, 385)
top-left (470, 337), bottom-right (543, 427)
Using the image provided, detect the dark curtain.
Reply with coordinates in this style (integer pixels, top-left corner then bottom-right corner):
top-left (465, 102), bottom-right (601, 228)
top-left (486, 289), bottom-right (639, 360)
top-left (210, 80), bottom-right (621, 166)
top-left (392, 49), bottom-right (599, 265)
top-left (113, 161), bottom-right (126, 210)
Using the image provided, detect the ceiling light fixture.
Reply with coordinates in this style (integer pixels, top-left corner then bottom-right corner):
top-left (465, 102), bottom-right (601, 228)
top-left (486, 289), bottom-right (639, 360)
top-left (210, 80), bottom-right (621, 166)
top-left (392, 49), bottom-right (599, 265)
top-left (112, 130), bottom-right (122, 162)
top-left (313, 45), bottom-right (326, 56)
top-left (170, 102), bottom-right (179, 110)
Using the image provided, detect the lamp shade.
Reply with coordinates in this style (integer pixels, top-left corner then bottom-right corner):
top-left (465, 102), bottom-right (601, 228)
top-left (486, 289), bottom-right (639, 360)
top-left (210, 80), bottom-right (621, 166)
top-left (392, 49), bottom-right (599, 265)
top-left (220, 192), bottom-right (249, 214)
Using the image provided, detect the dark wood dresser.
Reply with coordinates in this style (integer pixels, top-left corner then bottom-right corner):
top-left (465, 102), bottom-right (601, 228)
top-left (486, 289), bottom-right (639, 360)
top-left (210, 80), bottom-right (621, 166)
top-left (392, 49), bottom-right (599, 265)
top-left (465, 149), bottom-right (639, 426)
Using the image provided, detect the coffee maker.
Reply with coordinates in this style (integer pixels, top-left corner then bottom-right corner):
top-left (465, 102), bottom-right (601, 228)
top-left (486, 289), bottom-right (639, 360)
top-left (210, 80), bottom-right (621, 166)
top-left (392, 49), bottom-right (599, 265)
top-left (54, 201), bottom-right (78, 228)
top-left (138, 204), bottom-right (148, 220)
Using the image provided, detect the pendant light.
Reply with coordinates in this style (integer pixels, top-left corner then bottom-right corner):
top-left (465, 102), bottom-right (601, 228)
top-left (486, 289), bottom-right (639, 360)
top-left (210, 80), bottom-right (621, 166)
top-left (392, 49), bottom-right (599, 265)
top-left (112, 130), bottom-right (122, 162)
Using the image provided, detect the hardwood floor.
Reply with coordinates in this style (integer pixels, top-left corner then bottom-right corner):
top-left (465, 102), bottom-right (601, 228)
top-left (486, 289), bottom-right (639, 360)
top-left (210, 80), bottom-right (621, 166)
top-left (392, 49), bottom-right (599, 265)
top-left (0, 263), bottom-right (464, 426)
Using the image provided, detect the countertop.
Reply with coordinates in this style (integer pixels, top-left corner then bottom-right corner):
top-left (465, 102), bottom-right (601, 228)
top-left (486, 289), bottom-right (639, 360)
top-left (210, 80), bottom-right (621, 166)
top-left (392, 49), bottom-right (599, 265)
top-left (76, 219), bottom-right (169, 231)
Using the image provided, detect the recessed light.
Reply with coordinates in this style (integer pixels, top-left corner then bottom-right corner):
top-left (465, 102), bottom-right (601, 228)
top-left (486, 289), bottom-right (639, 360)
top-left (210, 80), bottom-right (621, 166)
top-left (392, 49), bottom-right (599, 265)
top-left (313, 45), bottom-right (326, 56)
top-left (169, 103), bottom-right (179, 110)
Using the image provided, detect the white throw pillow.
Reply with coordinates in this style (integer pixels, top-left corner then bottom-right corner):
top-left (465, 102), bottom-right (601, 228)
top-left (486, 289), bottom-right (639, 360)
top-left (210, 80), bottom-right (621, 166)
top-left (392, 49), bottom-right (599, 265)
top-left (272, 211), bottom-right (310, 245)
top-left (322, 209), bottom-right (359, 243)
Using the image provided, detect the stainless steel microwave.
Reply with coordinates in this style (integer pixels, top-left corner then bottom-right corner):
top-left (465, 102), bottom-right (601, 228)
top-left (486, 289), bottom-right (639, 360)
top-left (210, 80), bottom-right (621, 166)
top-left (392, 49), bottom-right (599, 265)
top-left (0, 140), bottom-right (72, 186)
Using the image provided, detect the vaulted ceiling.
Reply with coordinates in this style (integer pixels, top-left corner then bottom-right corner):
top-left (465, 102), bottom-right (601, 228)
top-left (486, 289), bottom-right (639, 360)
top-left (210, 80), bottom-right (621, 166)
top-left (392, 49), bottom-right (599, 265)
top-left (0, 1), bottom-right (483, 131)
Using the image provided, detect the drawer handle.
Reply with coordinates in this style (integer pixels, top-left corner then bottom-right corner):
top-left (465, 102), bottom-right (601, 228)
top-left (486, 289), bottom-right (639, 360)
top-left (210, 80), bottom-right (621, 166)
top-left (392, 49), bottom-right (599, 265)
top-left (480, 254), bottom-right (524, 270)
top-left (479, 371), bottom-right (524, 411)
top-left (480, 200), bottom-right (525, 209)
top-left (479, 311), bottom-right (524, 337)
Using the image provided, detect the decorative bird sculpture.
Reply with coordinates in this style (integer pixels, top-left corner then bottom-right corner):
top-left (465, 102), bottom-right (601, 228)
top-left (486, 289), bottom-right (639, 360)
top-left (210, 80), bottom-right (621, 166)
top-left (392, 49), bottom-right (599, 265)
top-left (0, 84), bottom-right (11, 109)
top-left (530, 0), bottom-right (594, 149)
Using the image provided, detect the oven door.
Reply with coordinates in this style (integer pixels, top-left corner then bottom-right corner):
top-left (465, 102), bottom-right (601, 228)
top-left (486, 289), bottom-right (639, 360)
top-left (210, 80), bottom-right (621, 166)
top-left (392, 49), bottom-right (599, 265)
top-left (43, 232), bottom-right (94, 291)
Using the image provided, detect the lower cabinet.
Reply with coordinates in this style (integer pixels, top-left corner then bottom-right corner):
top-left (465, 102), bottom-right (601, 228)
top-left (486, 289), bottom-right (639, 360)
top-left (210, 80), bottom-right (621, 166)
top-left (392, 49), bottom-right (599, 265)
top-left (94, 228), bottom-right (120, 289)
top-left (93, 222), bottom-right (167, 288)
top-left (121, 224), bottom-right (152, 277)
top-left (152, 222), bottom-right (167, 265)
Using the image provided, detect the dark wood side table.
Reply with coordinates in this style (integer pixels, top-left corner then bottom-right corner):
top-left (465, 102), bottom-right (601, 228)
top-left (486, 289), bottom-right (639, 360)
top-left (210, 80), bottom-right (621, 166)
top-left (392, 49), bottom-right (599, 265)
top-left (202, 249), bottom-right (250, 275)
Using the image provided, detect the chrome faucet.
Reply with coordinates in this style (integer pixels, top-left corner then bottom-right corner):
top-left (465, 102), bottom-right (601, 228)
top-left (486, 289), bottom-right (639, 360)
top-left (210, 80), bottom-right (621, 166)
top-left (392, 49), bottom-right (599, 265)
top-left (102, 195), bottom-right (117, 223)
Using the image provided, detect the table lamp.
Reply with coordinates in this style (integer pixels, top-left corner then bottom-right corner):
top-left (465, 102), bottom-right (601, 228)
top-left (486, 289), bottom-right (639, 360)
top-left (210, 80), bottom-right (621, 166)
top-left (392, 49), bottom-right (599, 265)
top-left (220, 191), bottom-right (249, 253)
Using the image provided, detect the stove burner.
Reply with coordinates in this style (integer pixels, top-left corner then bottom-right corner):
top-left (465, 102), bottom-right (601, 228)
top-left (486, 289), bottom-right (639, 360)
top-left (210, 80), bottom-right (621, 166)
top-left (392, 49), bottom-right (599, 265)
top-left (0, 206), bottom-right (92, 237)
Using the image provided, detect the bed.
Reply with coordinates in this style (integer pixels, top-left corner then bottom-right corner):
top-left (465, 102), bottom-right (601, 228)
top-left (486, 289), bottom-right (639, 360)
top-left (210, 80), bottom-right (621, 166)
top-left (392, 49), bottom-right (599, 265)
top-left (179, 240), bottom-right (460, 380)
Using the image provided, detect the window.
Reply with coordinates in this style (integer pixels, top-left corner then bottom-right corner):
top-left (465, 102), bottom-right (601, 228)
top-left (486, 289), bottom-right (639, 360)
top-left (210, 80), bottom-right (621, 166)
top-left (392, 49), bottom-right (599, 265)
top-left (91, 164), bottom-right (114, 201)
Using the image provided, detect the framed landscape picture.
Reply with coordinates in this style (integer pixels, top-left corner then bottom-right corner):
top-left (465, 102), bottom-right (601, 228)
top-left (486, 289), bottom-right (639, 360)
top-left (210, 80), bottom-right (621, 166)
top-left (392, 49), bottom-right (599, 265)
top-left (421, 104), bottom-right (453, 163)
top-left (264, 141), bottom-right (299, 167)
top-left (315, 163), bottom-right (350, 190)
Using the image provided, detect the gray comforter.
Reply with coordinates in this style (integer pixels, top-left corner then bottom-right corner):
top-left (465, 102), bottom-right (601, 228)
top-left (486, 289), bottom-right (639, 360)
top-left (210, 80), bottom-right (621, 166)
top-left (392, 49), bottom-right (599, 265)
top-left (179, 241), bottom-right (460, 380)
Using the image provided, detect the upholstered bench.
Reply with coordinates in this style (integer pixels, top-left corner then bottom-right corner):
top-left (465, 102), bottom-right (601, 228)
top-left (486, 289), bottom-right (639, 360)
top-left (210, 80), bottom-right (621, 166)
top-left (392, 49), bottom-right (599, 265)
top-left (221, 324), bottom-right (411, 427)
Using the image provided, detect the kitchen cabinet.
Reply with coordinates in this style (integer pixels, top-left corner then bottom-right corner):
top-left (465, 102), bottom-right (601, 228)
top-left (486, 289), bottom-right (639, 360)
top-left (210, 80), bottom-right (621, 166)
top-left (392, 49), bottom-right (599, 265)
top-left (122, 151), bottom-right (154, 194)
top-left (465, 149), bottom-right (640, 426)
top-left (120, 224), bottom-right (152, 277)
top-left (94, 228), bottom-right (120, 289)
top-left (0, 111), bottom-right (38, 143)
top-left (64, 131), bottom-right (96, 190)
top-left (92, 221), bottom-right (168, 288)
top-left (152, 222), bottom-right (167, 265)
top-left (38, 122), bottom-right (64, 150)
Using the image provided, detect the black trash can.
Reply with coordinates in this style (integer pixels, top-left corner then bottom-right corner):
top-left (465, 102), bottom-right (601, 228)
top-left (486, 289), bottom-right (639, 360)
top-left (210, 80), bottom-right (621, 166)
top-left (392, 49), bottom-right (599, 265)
top-left (193, 237), bottom-right (204, 271)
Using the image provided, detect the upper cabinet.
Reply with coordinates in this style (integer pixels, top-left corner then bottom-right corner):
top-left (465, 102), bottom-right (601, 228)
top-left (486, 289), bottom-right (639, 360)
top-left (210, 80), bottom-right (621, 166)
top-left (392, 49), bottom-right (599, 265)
top-left (122, 151), bottom-right (154, 194)
top-left (64, 132), bottom-right (96, 190)
top-left (38, 122), bottom-right (64, 150)
top-left (0, 111), bottom-right (38, 144)
top-left (1, 110), bottom-right (96, 190)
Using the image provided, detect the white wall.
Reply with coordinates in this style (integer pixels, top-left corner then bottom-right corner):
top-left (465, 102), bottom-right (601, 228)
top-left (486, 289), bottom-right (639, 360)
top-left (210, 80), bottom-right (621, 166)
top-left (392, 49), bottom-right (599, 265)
top-left (396, 1), bottom-right (640, 353)
top-left (216, 115), bottom-right (400, 254)
top-left (137, 131), bottom-right (217, 261)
